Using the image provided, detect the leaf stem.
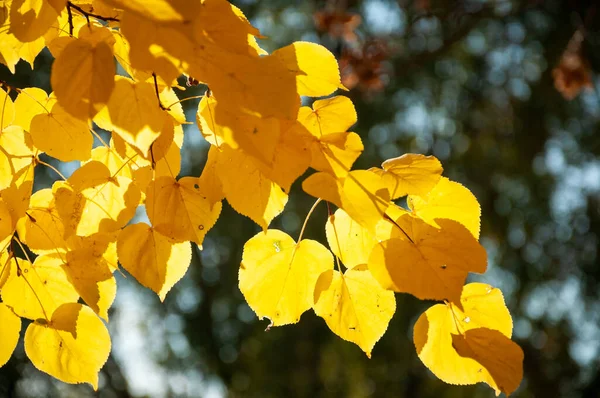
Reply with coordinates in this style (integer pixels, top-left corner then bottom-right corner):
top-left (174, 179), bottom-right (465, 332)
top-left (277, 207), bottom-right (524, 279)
top-left (152, 72), bottom-right (170, 111)
top-left (36, 158), bottom-right (67, 180)
top-left (11, 237), bottom-right (51, 322)
top-left (383, 213), bottom-right (415, 244)
top-left (165, 94), bottom-right (205, 109)
top-left (297, 198), bottom-right (322, 243)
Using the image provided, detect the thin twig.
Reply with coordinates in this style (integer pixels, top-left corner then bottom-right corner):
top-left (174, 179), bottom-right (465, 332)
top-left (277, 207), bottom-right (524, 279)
top-left (67, 1), bottom-right (120, 23)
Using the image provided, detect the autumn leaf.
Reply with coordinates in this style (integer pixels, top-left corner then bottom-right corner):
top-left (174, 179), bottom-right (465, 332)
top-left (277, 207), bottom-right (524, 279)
top-left (117, 223), bottom-right (192, 301)
top-left (51, 24), bottom-right (116, 119)
top-left (215, 145), bottom-right (288, 230)
top-left (325, 208), bottom-right (378, 269)
top-left (0, 88), bottom-right (15, 130)
top-left (272, 41), bottom-right (346, 97)
top-left (368, 211), bottom-right (486, 304)
top-left (413, 283), bottom-right (523, 396)
top-left (313, 265), bottom-right (395, 357)
top-left (52, 161), bottom-right (141, 237)
top-left (29, 100), bottom-right (93, 162)
top-left (145, 176), bottom-right (221, 246)
top-left (62, 233), bottom-right (118, 320)
top-left (370, 153), bottom-right (443, 199)
top-left (303, 170), bottom-right (390, 232)
top-left (25, 303), bottom-right (111, 390)
top-left (408, 177), bottom-right (481, 239)
top-left (16, 188), bottom-right (68, 254)
top-left (1, 256), bottom-right (79, 320)
top-left (0, 303), bottom-right (21, 367)
top-left (9, 0), bottom-right (65, 43)
top-left (239, 229), bottom-right (333, 326)
top-left (94, 76), bottom-right (168, 157)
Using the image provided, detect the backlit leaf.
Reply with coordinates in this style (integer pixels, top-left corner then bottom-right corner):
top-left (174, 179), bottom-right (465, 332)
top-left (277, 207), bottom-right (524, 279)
top-left (16, 188), bottom-right (67, 254)
top-left (369, 212), bottom-right (486, 304)
top-left (29, 101), bottom-right (93, 162)
top-left (25, 303), bottom-right (110, 389)
top-left (303, 170), bottom-right (390, 232)
top-left (145, 176), bottom-right (221, 246)
top-left (239, 230), bottom-right (333, 326)
top-left (370, 154), bottom-right (443, 199)
top-left (94, 76), bottom-right (167, 156)
top-left (408, 177), bottom-right (481, 239)
top-left (0, 88), bottom-right (15, 130)
top-left (0, 125), bottom-right (35, 191)
top-left (313, 266), bottom-right (395, 357)
top-left (215, 145), bottom-right (287, 230)
top-left (62, 234), bottom-right (117, 320)
top-left (1, 256), bottom-right (79, 320)
top-left (52, 161), bottom-right (141, 237)
top-left (9, 0), bottom-right (65, 42)
top-left (117, 223), bottom-right (192, 301)
top-left (51, 24), bottom-right (116, 119)
top-left (325, 208), bottom-right (378, 268)
top-left (0, 303), bottom-right (20, 367)
top-left (272, 41), bottom-right (345, 97)
top-left (297, 96), bottom-right (356, 138)
top-left (413, 283), bottom-right (522, 396)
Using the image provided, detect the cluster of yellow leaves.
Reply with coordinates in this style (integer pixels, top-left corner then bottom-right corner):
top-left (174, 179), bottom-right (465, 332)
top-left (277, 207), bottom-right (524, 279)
top-left (0, 0), bottom-right (523, 395)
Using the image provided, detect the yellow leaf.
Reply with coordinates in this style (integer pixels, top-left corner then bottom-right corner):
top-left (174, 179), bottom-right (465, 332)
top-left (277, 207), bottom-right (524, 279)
top-left (408, 177), bottom-right (481, 239)
top-left (196, 93), bottom-right (281, 166)
top-left (145, 176), bottom-right (221, 246)
top-left (215, 145), bottom-right (287, 230)
top-left (112, 30), bottom-right (152, 82)
top-left (13, 87), bottom-right (49, 131)
top-left (0, 250), bottom-right (12, 288)
top-left (25, 303), bottom-right (111, 389)
top-left (94, 76), bottom-right (166, 156)
top-left (239, 229), bottom-right (333, 326)
top-left (258, 120), bottom-right (312, 192)
top-left (66, 231), bottom-right (119, 272)
top-left (1, 256), bottom-right (79, 320)
top-left (85, 146), bottom-right (133, 179)
top-left (313, 266), bottom-right (395, 357)
top-left (116, 5), bottom-right (299, 119)
top-left (369, 213), bottom-right (486, 304)
top-left (414, 283), bottom-right (522, 396)
top-left (297, 96), bottom-right (356, 138)
top-left (0, 125), bottom-right (35, 190)
top-left (30, 100), bottom-right (93, 161)
top-left (18, 34), bottom-right (46, 67)
top-left (1, 162), bottom-right (34, 229)
top-left (9, 0), bottom-right (65, 42)
top-left (61, 234), bottom-right (117, 320)
top-left (325, 208), bottom-right (378, 269)
top-left (0, 198), bottom-right (12, 246)
top-left (52, 161), bottom-right (141, 237)
top-left (197, 146), bottom-right (224, 207)
top-left (303, 170), bottom-right (390, 232)
top-left (117, 223), bottom-right (191, 300)
top-left (102, 0), bottom-right (184, 22)
top-left (370, 154), bottom-right (443, 199)
top-left (16, 188), bottom-right (68, 254)
top-left (0, 302), bottom-right (20, 367)
top-left (451, 329), bottom-right (524, 396)
top-left (311, 132), bottom-right (363, 177)
top-left (272, 42), bottom-right (345, 97)
top-left (51, 24), bottom-right (116, 119)
top-left (0, 31), bottom-right (21, 73)
top-left (0, 87), bottom-right (15, 130)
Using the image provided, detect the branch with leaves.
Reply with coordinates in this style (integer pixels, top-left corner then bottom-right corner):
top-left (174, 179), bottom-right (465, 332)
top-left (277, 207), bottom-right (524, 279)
top-left (0, 0), bottom-right (523, 395)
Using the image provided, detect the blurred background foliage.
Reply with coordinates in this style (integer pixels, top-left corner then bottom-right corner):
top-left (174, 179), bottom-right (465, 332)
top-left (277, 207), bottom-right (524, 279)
top-left (1, 0), bottom-right (600, 396)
